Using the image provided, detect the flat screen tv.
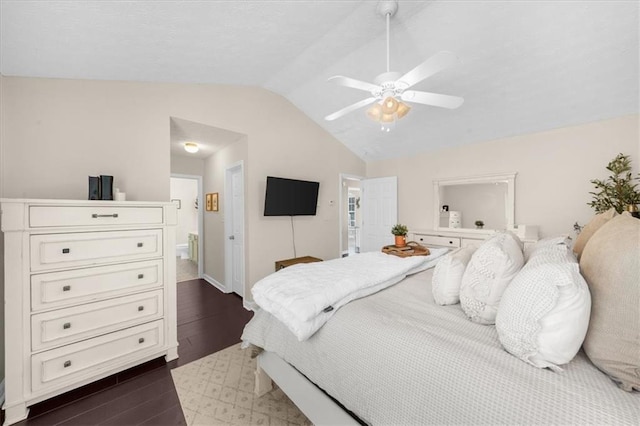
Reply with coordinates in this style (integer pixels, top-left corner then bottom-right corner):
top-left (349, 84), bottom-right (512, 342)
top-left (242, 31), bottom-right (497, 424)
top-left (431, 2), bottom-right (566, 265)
top-left (264, 176), bottom-right (320, 216)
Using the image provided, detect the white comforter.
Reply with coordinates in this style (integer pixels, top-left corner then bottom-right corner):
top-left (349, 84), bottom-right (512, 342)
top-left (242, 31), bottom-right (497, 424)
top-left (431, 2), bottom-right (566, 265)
top-left (252, 250), bottom-right (447, 341)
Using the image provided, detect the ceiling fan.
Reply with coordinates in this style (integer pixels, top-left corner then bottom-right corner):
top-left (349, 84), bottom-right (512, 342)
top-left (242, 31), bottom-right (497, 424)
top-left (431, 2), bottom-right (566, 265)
top-left (324, 0), bottom-right (464, 130)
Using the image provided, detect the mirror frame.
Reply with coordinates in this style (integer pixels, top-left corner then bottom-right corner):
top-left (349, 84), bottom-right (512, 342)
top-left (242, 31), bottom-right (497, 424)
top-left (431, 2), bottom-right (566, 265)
top-left (433, 172), bottom-right (517, 232)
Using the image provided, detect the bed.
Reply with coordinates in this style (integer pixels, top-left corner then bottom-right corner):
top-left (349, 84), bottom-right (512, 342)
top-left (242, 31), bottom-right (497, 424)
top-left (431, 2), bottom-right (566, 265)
top-left (241, 222), bottom-right (640, 425)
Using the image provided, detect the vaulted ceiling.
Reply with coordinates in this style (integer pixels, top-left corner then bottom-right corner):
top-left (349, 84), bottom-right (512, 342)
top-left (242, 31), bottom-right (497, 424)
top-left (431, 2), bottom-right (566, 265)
top-left (1, 0), bottom-right (638, 161)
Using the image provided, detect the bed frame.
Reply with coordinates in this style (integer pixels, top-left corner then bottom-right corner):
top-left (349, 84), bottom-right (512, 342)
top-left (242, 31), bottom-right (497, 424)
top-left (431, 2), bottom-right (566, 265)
top-left (255, 351), bottom-right (360, 425)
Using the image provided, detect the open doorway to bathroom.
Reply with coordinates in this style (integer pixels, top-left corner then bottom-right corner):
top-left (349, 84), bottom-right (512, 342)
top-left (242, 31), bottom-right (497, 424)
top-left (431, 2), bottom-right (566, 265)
top-left (340, 174), bottom-right (363, 257)
top-left (170, 175), bottom-right (202, 282)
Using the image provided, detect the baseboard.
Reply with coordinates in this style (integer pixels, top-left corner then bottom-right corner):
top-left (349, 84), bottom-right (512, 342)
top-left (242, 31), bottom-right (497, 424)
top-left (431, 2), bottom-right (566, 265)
top-left (1, 378), bottom-right (5, 407)
top-left (243, 300), bottom-right (258, 311)
top-left (202, 274), bottom-right (230, 293)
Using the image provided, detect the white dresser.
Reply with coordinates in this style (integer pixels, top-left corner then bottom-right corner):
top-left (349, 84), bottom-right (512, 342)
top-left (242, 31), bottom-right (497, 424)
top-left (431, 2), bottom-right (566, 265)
top-left (1, 199), bottom-right (178, 426)
top-left (411, 228), bottom-right (538, 250)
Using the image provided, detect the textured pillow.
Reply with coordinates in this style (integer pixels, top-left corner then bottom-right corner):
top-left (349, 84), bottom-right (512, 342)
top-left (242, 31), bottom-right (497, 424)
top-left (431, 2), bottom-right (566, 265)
top-left (581, 212), bottom-right (640, 391)
top-left (524, 235), bottom-right (571, 261)
top-left (432, 246), bottom-right (476, 305)
top-left (496, 242), bottom-right (591, 370)
top-left (573, 208), bottom-right (617, 259)
top-left (459, 232), bottom-right (524, 324)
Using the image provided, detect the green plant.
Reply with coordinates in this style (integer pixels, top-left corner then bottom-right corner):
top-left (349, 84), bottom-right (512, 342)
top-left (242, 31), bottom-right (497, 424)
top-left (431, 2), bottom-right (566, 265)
top-left (588, 153), bottom-right (640, 213)
top-left (474, 220), bottom-right (484, 227)
top-left (391, 223), bottom-right (408, 236)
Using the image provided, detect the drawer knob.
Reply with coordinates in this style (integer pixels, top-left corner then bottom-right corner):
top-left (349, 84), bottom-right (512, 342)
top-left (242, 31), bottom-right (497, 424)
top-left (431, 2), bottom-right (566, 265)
top-left (63, 322), bottom-right (71, 329)
top-left (138, 337), bottom-right (145, 344)
top-left (62, 285), bottom-right (71, 292)
top-left (62, 248), bottom-right (70, 254)
top-left (137, 273), bottom-right (144, 279)
top-left (92, 213), bottom-right (119, 218)
top-left (64, 360), bottom-right (71, 368)
top-left (138, 306), bottom-right (144, 312)
top-left (137, 242), bottom-right (144, 248)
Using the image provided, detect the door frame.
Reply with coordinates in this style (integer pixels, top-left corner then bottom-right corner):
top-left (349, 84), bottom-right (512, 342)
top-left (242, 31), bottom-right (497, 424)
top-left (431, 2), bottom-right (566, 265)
top-left (224, 161), bottom-right (245, 298)
top-left (170, 173), bottom-right (204, 279)
top-left (338, 173), bottom-right (364, 258)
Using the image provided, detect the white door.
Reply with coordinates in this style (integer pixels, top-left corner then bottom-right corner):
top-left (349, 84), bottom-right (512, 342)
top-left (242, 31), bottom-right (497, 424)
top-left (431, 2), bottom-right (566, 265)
top-left (225, 163), bottom-right (245, 297)
top-left (360, 176), bottom-right (398, 252)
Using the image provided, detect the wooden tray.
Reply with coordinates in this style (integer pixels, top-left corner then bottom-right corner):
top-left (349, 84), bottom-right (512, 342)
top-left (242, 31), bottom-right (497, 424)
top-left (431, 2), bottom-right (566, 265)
top-left (381, 241), bottom-right (431, 257)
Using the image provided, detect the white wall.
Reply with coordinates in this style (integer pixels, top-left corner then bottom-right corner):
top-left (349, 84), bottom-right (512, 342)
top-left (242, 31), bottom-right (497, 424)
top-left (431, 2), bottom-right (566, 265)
top-left (367, 114), bottom-right (640, 238)
top-left (170, 177), bottom-right (198, 246)
top-left (202, 137), bottom-right (248, 286)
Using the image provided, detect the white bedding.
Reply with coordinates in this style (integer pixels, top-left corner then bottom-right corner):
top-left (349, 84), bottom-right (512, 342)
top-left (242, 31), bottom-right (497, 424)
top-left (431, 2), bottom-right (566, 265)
top-left (242, 268), bottom-right (640, 425)
top-left (251, 250), bottom-right (447, 341)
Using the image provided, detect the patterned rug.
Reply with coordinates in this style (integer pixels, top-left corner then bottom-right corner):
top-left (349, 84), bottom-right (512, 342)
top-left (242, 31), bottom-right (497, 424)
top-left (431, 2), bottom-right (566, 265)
top-left (171, 343), bottom-right (312, 425)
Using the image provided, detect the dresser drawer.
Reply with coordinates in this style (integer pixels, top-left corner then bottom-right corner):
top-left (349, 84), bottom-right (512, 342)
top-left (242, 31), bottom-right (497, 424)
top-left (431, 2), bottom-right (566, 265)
top-left (413, 234), bottom-right (461, 248)
top-left (30, 229), bottom-right (163, 272)
top-left (32, 290), bottom-right (164, 352)
top-left (32, 320), bottom-right (164, 393)
top-left (29, 206), bottom-right (163, 228)
top-left (31, 260), bottom-right (163, 312)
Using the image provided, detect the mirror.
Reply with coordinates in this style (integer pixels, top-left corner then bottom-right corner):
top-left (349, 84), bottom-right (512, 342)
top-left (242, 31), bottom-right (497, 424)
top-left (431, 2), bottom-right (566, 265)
top-left (433, 173), bottom-right (516, 232)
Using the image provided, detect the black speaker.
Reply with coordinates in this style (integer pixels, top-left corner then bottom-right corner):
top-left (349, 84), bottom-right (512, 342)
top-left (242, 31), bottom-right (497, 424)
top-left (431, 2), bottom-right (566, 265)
top-left (88, 176), bottom-right (100, 200)
top-left (100, 175), bottom-right (114, 200)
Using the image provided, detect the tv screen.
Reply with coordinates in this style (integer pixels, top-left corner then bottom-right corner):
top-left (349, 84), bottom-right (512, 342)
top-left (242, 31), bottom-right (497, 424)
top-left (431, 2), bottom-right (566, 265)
top-left (264, 176), bottom-right (319, 216)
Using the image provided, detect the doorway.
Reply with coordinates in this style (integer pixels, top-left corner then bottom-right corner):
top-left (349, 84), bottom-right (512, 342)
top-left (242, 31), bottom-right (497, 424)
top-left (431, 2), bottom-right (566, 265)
top-left (339, 174), bottom-right (363, 257)
top-left (339, 174), bottom-right (398, 256)
top-left (170, 175), bottom-right (203, 282)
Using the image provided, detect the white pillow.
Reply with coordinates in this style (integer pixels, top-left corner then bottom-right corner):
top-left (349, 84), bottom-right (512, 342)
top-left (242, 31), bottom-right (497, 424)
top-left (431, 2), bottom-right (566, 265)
top-left (432, 246), bottom-right (476, 305)
top-left (459, 231), bottom-right (524, 324)
top-left (524, 235), bottom-right (571, 261)
top-left (496, 242), bottom-right (591, 370)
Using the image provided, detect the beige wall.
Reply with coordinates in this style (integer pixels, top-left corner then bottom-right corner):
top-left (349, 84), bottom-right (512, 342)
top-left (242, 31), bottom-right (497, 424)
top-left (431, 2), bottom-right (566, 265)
top-left (0, 76), bottom-right (366, 380)
top-left (0, 76), bottom-right (5, 384)
top-left (171, 155), bottom-right (205, 176)
top-left (367, 114), bottom-right (640, 238)
top-left (202, 136), bottom-right (248, 286)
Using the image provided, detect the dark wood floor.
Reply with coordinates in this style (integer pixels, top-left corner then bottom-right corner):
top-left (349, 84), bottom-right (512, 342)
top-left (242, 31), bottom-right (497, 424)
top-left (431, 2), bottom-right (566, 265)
top-left (2, 279), bottom-right (254, 426)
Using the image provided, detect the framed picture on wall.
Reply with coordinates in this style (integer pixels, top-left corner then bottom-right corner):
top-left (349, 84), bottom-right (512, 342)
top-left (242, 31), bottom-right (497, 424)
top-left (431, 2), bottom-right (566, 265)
top-left (211, 193), bottom-right (219, 211)
top-left (206, 193), bottom-right (219, 212)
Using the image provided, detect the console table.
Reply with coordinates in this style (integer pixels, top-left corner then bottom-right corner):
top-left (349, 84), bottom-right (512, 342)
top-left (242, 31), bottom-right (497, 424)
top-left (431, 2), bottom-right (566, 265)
top-left (275, 256), bottom-right (322, 271)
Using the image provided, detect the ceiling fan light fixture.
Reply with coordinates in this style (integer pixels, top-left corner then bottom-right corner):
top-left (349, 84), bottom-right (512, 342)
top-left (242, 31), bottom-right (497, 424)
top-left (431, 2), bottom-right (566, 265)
top-left (184, 142), bottom-right (199, 153)
top-left (381, 113), bottom-right (395, 123)
top-left (396, 102), bottom-right (411, 119)
top-left (381, 96), bottom-right (399, 114)
top-left (367, 103), bottom-right (383, 121)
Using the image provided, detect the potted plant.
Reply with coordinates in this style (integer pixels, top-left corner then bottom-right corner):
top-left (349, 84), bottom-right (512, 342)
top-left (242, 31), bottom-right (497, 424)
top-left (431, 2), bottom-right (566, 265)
top-left (475, 220), bottom-right (484, 229)
top-left (588, 153), bottom-right (640, 215)
top-left (391, 224), bottom-right (408, 247)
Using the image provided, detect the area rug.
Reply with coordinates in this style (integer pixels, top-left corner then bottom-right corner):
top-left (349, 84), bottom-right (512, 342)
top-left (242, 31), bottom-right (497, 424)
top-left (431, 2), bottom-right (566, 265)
top-left (171, 343), bottom-right (312, 425)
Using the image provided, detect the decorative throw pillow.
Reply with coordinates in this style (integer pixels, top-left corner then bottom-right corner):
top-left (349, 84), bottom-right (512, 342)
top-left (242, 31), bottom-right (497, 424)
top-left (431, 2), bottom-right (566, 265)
top-left (572, 208), bottom-right (617, 260)
top-left (459, 231), bottom-right (524, 324)
top-left (524, 235), bottom-right (571, 262)
top-left (496, 241), bottom-right (591, 370)
top-left (581, 212), bottom-right (640, 391)
top-left (432, 246), bottom-right (476, 305)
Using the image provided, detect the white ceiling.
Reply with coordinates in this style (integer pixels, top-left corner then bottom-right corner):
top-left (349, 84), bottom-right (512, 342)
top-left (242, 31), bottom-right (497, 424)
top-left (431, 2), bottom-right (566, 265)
top-left (170, 117), bottom-right (244, 159)
top-left (1, 0), bottom-right (638, 161)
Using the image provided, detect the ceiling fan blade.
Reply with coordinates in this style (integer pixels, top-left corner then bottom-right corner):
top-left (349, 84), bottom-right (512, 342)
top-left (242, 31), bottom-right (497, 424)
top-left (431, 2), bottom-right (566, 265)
top-left (401, 90), bottom-right (464, 109)
top-left (324, 97), bottom-right (378, 121)
top-left (397, 51), bottom-right (459, 89)
top-left (328, 76), bottom-right (381, 93)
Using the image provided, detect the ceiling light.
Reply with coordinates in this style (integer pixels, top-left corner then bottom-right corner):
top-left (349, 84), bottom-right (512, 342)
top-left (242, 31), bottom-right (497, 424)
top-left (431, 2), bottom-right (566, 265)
top-left (184, 142), bottom-right (199, 153)
top-left (396, 102), bottom-right (411, 119)
top-left (381, 96), bottom-right (399, 114)
top-left (366, 103), bottom-right (383, 121)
